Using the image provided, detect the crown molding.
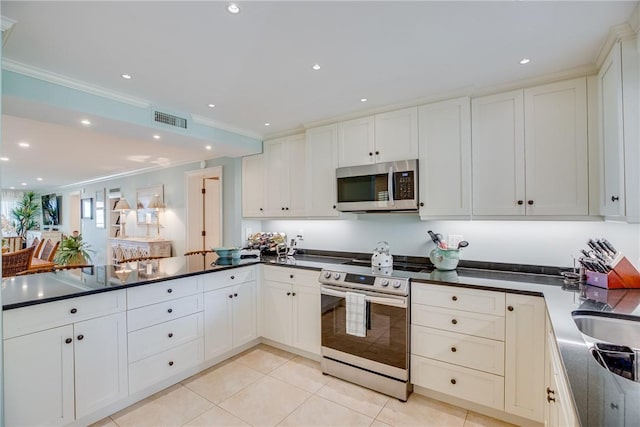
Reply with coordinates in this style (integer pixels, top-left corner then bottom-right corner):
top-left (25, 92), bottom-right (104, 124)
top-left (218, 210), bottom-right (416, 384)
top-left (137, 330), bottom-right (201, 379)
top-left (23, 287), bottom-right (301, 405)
top-left (595, 23), bottom-right (637, 69)
top-left (2, 58), bottom-right (151, 109)
top-left (1, 16), bottom-right (16, 32)
top-left (191, 114), bottom-right (263, 140)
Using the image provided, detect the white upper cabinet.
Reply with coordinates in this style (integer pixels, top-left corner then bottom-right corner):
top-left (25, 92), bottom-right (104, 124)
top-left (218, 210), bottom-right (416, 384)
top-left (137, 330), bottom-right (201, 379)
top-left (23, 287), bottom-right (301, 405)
top-left (418, 97), bottom-right (471, 217)
top-left (338, 107), bottom-right (418, 167)
top-left (263, 134), bottom-right (308, 217)
top-left (599, 39), bottom-right (640, 222)
top-left (242, 154), bottom-right (265, 217)
top-left (472, 78), bottom-right (588, 216)
top-left (306, 124), bottom-right (340, 217)
top-left (472, 90), bottom-right (525, 216)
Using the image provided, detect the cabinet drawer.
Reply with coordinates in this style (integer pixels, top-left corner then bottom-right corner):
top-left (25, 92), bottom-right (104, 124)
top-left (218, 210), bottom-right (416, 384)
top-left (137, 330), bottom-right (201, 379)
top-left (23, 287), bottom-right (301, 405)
top-left (411, 325), bottom-right (504, 375)
top-left (203, 267), bottom-right (255, 292)
top-left (127, 277), bottom-right (202, 309)
top-left (129, 338), bottom-right (203, 395)
top-left (4, 290), bottom-right (126, 339)
top-left (128, 294), bottom-right (203, 332)
top-left (263, 266), bottom-right (320, 287)
top-left (128, 313), bottom-right (203, 363)
top-left (412, 283), bottom-right (505, 316)
top-left (411, 355), bottom-right (504, 410)
top-left (412, 304), bottom-right (505, 341)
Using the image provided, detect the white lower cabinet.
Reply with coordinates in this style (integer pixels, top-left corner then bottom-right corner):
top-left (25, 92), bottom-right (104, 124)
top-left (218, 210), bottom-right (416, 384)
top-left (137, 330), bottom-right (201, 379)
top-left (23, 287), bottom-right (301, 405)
top-left (3, 297), bottom-right (128, 426)
top-left (262, 266), bottom-right (321, 355)
top-left (411, 283), bottom-right (546, 423)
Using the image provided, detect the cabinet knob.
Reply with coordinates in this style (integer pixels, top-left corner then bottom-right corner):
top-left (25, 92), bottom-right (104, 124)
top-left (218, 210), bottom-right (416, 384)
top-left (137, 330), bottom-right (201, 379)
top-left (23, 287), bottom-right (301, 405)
top-left (285, 207), bottom-right (289, 211)
top-left (527, 200), bottom-right (534, 205)
top-left (369, 152), bottom-right (373, 156)
top-left (167, 288), bottom-right (173, 294)
top-left (234, 293), bottom-right (238, 297)
top-left (168, 361), bottom-right (174, 366)
top-left (375, 151), bottom-right (380, 155)
top-left (333, 205), bottom-right (337, 209)
top-left (230, 276), bottom-right (235, 280)
top-left (281, 207), bottom-right (285, 211)
top-left (65, 338), bottom-right (72, 344)
top-left (451, 296), bottom-right (458, 301)
top-left (419, 202), bottom-right (424, 207)
top-left (451, 319), bottom-right (458, 325)
top-left (167, 308), bottom-right (173, 313)
top-left (508, 305), bottom-right (514, 312)
top-left (287, 292), bottom-right (291, 296)
top-left (229, 294), bottom-right (233, 298)
top-left (168, 333), bottom-right (173, 338)
top-left (77, 334), bottom-right (84, 341)
top-left (611, 402), bottom-right (619, 410)
top-left (70, 308), bottom-right (78, 314)
top-left (451, 347), bottom-right (457, 352)
top-left (259, 208), bottom-right (263, 211)
top-left (517, 200), bottom-right (524, 205)
top-left (450, 379), bottom-right (456, 385)
top-left (611, 196), bottom-right (620, 202)
top-left (290, 274), bottom-right (294, 279)
top-left (292, 292), bottom-right (296, 296)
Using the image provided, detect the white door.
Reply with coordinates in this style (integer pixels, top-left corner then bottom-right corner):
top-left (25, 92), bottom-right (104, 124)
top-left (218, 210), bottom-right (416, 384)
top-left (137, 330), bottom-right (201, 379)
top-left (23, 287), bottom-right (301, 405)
top-left (262, 281), bottom-right (293, 346)
top-left (472, 90), bottom-right (526, 215)
top-left (418, 97), bottom-right (471, 217)
top-left (186, 166), bottom-right (223, 259)
top-left (523, 77), bottom-right (588, 216)
top-left (74, 312), bottom-right (128, 419)
top-left (4, 325), bottom-right (75, 426)
top-left (242, 154), bottom-right (265, 217)
top-left (232, 281), bottom-right (257, 347)
top-left (337, 116), bottom-right (375, 167)
top-left (204, 287), bottom-right (233, 359)
top-left (292, 284), bottom-right (321, 355)
top-left (374, 107), bottom-right (419, 163)
top-left (306, 124), bottom-right (340, 217)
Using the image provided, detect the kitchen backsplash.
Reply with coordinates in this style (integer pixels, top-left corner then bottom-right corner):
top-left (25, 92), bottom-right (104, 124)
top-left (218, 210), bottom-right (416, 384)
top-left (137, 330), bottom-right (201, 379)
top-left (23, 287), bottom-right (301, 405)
top-left (258, 216), bottom-right (640, 269)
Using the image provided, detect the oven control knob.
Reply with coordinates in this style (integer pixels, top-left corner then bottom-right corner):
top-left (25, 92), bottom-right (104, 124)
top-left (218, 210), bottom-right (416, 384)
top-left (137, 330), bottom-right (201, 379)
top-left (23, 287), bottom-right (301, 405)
top-left (323, 271), bottom-right (332, 279)
top-left (392, 280), bottom-right (402, 288)
top-left (380, 279), bottom-right (389, 287)
top-left (333, 273), bottom-right (341, 280)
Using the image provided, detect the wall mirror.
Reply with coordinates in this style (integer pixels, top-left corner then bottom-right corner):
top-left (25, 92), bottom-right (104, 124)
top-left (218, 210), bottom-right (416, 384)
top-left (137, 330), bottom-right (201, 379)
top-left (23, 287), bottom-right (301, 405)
top-left (136, 184), bottom-right (164, 225)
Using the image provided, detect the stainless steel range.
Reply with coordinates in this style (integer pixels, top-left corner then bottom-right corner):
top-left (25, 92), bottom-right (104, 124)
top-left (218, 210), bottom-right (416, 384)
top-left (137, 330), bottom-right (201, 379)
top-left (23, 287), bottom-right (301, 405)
top-left (319, 268), bottom-right (412, 401)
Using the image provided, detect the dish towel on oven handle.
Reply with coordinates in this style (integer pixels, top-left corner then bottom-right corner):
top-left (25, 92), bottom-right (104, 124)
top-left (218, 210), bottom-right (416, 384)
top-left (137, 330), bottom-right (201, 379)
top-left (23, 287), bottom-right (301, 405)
top-left (346, 292), bottom-right (367, 337)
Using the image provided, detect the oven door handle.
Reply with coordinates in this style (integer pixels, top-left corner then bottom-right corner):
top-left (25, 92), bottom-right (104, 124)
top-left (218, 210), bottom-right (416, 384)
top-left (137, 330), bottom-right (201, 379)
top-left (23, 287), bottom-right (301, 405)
top-left (320, 286), bottom-right (407, 308)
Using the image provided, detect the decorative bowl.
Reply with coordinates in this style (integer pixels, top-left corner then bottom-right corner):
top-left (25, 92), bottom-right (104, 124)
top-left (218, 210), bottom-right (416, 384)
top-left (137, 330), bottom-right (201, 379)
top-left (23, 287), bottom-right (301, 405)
top-left (213, 247), bottom-right (242, 259)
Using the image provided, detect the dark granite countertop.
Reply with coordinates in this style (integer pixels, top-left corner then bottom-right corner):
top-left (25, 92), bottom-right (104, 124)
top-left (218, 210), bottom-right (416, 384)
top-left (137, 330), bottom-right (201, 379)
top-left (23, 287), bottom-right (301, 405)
top-left (3, 251), bottom-right (639, 426)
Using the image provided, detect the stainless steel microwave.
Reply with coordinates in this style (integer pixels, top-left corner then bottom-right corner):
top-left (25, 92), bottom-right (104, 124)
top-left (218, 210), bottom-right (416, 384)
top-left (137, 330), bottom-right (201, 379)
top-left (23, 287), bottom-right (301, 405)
top-left (335, 159), bottom-right (419, 212)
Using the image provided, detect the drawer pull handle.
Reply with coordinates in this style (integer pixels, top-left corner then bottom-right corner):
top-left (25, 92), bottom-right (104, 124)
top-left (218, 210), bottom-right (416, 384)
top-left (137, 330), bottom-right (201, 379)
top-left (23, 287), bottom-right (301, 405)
top-left (70, 308), bottom-right (78, 314)
top-left (231, 276), bottom-right (235, 280)
top-left (167, 308), bottom-right (173, 313)
top-left (234, 293), bottom-right (238, 297)
top-left (77, 335), bottom-right (84, 341)
top-left (611, 402), bottom-right (619, 410)
top-left (507, 306), bottom-right (514, 312)
top-left (167, 288), bottom-right (173, 294)
top-left (168, 333), bottom-right (173, 338)
top-left (229, 294), bottom-right (233, 299)
top-left (65, 338), bottom-right (72, 344)
top-left (451, 319), bottom-right (458, 325)
top-left (611, 196), bottom-right (620, 202)
top-left (451, 296), bottom-right (458, 301)
top-left (547, 387), bottom-right (555, 395)
top-left (450, 379), bottom-right (456, 385)
top-left (168, 361), bottom-right (174, 366)
top-left (451, 347), bottom-right (457, 352)
top-left (547, 395), bottom-right (556, 403)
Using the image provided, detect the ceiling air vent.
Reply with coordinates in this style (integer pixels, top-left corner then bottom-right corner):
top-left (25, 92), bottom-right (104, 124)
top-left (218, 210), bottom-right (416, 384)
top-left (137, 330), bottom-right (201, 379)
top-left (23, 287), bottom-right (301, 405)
top-left (154, 111), bottom-right (187, 129)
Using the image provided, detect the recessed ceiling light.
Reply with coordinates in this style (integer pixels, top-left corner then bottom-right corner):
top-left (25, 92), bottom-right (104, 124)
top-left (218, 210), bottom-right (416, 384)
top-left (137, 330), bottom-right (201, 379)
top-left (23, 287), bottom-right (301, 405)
top-left (18, 142), bottom-right (30, 148)
top-left (264, 122), bottom-right (271, 127)
top-left (36, 177), bottom-right (43, 181)
top-left (81, 119), bottom-right (91, 125)
top-left (0, 157), bottom-right (9, 161)
top-left (205, 145), bottom-right (212, 150)
top-left (20, 182), bottom-right (27, 186)
top-left (227, 3), bottom-right (240, 14)
top-left (121, 74), bottom-right (132, 79)
top-left (153, 135), bottom-right (161, 140)
top-left (9, 186), bottom-right (15, 190)
top-left (519, 58), bottom-right (531, 65)
top-left (360, 98), bottom-right (368, 102)
top-left (208, 104), bottom-right (216, 108)
top-left (312, 64), bottom-right (321, 71)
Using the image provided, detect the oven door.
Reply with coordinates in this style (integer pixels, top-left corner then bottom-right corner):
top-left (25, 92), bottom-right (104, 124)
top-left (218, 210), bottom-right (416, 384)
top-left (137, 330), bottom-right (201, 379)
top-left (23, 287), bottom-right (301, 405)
top-left (320, 285), bottom-right (409, 371)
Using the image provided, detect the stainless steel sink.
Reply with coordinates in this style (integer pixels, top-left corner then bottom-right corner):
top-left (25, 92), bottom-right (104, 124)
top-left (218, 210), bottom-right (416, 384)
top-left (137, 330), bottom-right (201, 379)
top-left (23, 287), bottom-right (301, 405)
top-left (572, 311), bottom-right (640, 349)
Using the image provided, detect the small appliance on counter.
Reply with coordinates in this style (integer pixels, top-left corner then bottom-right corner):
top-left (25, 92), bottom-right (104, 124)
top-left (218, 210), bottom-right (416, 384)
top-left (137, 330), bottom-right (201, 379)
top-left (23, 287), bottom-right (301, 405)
top-left (371, 241), bottom-right (393, 275)
top-left (427, 230), bottom-right (469, 271)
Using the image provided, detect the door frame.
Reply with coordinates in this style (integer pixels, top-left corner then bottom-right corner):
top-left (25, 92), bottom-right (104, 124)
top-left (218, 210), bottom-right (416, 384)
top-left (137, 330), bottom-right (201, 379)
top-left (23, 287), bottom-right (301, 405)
top-left (184, 166), bottom-right (223, 253)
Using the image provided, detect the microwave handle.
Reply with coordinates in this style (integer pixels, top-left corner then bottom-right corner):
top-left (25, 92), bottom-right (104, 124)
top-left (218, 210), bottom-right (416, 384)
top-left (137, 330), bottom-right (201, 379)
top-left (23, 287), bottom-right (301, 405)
top-left (388, 167), bottom-right (395, 205)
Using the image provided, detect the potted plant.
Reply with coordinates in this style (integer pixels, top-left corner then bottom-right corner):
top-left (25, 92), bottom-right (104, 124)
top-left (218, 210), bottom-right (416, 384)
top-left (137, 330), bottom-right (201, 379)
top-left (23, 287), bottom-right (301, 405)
top-left (11, 191), bottom-right (40, 244)
top-left (54, 232), bottom-right (94, 265)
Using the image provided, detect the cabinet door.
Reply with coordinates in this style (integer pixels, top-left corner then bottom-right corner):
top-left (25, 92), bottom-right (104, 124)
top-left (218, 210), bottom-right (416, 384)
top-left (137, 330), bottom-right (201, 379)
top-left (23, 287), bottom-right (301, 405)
top-left (472, 90), bottom-right (526, 215)
top-left (286, 134), bottom-right (308, 217)
top-left (374, 107), bottom-right (419, 163)
top-left (4, 325), bottom-right (75, 426)
top-left (545, 316), bottom-right (579, 427)
top-left (74, 312), bottom-right (128, 419)
top-left (264, 138), bottom-right (289, 216)
top-left (338, 116), bottom-right (375, 167)
top-left (306, 124), bottom-right (340, 217)
top-left (233, 281), bottom-right (257, 348)
top-left (292, 284), bottom-right (321, 355)
top-left (204, 287), bottom-right (233, 360)
top-left (242, 154), bottom-right (265, 217)
top-left (524, 77), bottom-right (588, 215)
top-left (418, 97), bottom-right (471, 217)
top-left (505, 294), bottom-right (545, 422)
top-left (262, 281), bottom-right (293, 346)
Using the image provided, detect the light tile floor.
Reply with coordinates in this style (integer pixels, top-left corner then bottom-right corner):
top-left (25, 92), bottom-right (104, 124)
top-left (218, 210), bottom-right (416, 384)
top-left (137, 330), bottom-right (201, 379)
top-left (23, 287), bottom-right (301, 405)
top-left (93, 344), bottom-right (516, 427)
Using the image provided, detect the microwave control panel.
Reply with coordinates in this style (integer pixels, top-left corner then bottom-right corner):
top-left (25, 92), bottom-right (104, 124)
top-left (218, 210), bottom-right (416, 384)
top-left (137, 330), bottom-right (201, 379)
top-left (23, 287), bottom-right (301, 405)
top-left (394, 171), bottom-right (415, 200)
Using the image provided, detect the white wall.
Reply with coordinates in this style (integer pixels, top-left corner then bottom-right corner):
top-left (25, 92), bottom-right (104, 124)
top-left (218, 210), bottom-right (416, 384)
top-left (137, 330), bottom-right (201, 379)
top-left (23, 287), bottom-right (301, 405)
top-left (262, 216), bottom-right (640, 269)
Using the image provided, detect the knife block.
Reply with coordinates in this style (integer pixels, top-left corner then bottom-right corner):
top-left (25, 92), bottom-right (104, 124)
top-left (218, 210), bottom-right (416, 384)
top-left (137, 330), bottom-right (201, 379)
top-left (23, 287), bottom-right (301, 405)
top-left (586, 255), bottom-right (640, 289)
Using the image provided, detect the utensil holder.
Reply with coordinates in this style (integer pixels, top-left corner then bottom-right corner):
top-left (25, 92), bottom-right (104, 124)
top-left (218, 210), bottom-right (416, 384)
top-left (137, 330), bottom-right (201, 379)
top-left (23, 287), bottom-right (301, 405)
top-left (586, 255), bottom-right (640, 289)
